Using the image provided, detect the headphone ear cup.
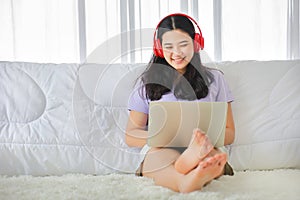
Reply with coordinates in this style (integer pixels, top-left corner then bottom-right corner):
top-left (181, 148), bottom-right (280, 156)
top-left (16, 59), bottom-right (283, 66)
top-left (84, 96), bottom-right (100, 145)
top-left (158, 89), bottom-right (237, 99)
top-left (194, 33), bottom-right (204, 52)
top-left (153, 39), bottom-right (164, 58)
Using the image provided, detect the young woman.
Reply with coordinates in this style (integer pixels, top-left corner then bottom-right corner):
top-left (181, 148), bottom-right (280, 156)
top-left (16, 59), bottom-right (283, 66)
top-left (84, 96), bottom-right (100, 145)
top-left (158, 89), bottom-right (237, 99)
top-left (125, 13), bottom-right (235, 193)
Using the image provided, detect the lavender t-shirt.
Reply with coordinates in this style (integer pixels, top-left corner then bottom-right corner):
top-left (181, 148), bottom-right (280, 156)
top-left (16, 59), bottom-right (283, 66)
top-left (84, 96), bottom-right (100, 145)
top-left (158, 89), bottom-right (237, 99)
top-left (128, 69), bottom-right (234, 114)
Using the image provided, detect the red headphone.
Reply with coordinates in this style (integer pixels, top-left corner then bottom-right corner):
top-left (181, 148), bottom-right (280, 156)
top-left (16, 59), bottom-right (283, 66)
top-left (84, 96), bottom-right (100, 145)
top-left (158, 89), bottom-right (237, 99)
top-left (153, 13), bottom-right (204, 58)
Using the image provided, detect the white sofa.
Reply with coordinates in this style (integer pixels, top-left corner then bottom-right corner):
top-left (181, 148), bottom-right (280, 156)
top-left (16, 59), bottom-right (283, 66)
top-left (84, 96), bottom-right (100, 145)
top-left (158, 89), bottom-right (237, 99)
top-left (0, 60), bottom-right (300, 199)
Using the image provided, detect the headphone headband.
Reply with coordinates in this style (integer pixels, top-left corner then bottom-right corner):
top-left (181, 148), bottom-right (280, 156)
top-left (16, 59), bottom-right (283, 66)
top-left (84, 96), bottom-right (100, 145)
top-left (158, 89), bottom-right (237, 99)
top-left (153, 13), bottom-right (203, 40)
top-left (153, 13), bottom-right (204, 58)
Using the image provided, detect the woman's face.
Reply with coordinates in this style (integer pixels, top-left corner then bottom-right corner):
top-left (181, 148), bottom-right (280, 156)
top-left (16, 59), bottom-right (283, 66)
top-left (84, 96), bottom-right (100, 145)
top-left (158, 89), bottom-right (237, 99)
top-left (161, 29), bottom-right (194, 74)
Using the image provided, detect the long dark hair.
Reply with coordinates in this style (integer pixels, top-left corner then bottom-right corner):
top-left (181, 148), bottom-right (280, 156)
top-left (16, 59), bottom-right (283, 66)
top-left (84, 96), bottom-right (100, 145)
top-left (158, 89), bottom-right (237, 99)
top-left (140, 15), bottom-right (214, 101)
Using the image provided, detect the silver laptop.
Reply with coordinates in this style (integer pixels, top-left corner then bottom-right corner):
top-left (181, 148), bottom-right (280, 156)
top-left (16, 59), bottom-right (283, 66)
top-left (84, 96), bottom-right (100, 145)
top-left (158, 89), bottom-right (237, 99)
top-left (147, 101), bottom-right (228, 148)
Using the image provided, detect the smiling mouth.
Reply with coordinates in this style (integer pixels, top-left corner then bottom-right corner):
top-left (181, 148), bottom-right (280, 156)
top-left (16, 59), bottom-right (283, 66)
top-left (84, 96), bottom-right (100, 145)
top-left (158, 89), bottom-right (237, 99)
top-left (172, 57), bottom-right (186, 64)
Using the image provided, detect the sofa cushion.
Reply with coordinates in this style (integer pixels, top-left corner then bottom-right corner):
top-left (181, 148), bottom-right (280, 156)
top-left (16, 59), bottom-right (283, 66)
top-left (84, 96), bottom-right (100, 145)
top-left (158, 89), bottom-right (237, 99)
top-left (0, 61), bottom-right (144, 175)
top-left (214, 60), bottom-right (300, 170)
top-left (74, 63), bottom-right (145, 173)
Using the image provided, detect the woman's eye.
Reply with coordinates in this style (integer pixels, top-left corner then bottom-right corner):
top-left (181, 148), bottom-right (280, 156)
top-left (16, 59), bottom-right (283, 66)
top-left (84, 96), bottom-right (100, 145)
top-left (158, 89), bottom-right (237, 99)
top-left (164, 46), bottom-right (172, 50)
top-left (180, 43), bottom-right (188, 47)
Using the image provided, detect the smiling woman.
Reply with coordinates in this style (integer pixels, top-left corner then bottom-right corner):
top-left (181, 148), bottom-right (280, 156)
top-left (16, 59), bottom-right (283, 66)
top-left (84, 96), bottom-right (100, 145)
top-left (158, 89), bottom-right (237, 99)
top-left (125, 13), bottom-right (235, 193)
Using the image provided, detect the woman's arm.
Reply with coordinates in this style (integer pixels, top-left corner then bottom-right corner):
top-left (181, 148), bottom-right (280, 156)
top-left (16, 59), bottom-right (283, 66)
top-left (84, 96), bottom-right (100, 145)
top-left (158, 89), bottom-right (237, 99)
top-left (224, 103), bottom-right (235, 145)
top-left (125, 110), bottom-right (148, 147)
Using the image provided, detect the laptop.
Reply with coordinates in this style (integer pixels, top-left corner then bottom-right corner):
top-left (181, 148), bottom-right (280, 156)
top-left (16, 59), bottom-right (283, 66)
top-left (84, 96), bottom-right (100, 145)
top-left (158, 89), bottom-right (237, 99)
top-left (147, 101), bottom-right (228, 148)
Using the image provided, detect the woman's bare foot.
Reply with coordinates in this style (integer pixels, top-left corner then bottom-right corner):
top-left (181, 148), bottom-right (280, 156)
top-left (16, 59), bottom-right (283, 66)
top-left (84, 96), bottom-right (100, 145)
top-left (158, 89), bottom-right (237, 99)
top-left (178, 153), bottom-right (227, 193)
top-left (174, 128), bottom-right (214, 174)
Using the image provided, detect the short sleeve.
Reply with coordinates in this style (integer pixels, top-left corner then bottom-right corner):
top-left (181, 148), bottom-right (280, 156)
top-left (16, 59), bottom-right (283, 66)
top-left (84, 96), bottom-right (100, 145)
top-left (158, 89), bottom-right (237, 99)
top-left (128, 84), bottom-right (149, 114)
top-left (213, 70), bottom-right (234, 102)
top-left (208, 69), bottom-right (234, 102)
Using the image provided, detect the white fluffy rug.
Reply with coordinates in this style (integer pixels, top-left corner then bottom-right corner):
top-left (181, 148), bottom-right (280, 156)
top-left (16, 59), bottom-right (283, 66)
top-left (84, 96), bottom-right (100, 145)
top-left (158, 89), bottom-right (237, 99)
top-left (0, 169), bottom-right (300, 200)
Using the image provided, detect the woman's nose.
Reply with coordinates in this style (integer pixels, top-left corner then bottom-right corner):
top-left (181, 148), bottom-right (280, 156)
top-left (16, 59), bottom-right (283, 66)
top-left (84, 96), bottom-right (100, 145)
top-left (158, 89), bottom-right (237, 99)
top-left (172, 46), bottom-right (182, 55)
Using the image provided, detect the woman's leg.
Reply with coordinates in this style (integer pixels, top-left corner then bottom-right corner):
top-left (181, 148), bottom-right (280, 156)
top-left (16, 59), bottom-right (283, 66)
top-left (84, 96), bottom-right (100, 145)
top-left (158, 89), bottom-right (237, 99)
top-left (142, 147), bottom-right (227, 193)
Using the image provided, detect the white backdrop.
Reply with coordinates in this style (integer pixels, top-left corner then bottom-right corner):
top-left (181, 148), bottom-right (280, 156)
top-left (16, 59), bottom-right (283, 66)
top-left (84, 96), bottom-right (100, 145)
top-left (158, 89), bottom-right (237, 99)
top-left (0, 0), bottom-right (298, 63)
